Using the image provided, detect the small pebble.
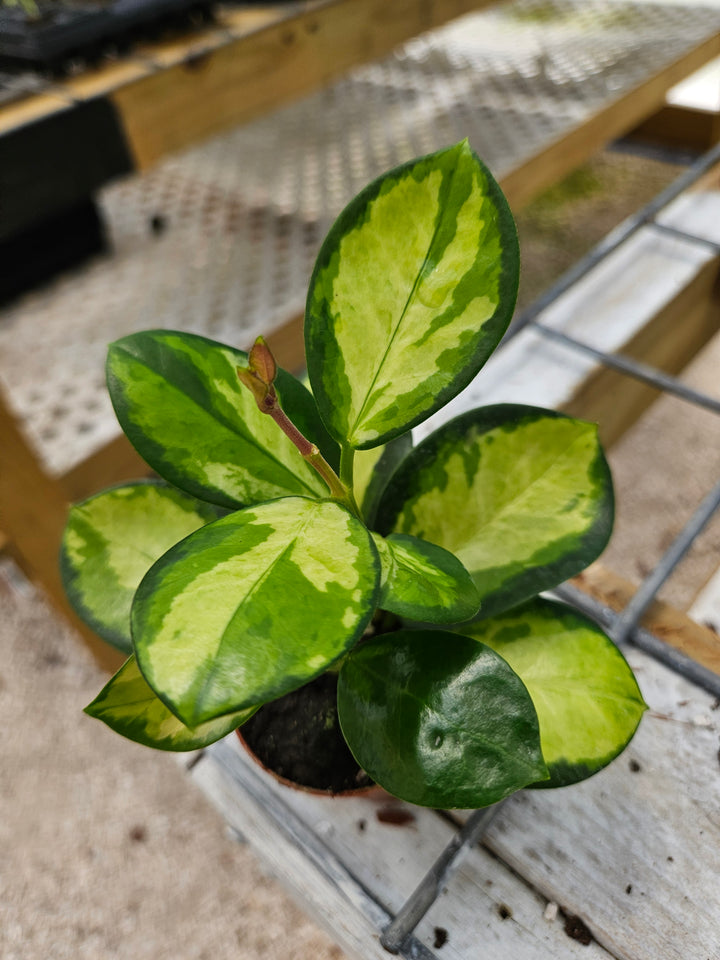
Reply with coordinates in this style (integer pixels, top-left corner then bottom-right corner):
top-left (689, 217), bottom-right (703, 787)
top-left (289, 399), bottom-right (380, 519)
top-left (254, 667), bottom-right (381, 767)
top-left (544, 901), bottom-right (559, 922)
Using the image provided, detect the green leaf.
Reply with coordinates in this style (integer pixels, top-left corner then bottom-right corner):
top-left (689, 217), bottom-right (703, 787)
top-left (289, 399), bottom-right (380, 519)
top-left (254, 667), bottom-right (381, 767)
top-left (372, 533), bottom-right (480, 623)
top-left (305, 140), bottom-right (519, 450)
top-left (60, 481), bottom-right (221, 652)
top-left (132, 497), bottom-right (380, 727)
top-left (460, 598), bottom-right (647, 787)
top-left (376, 405), bottom-right (613, 618)
top-left (85, 655), bottom-right (256, 751)
top-left (107, 330), bottom-right (339, 510)
top-left (338, 629), bottom-right (547, 808)
top-left (354, 432), bottom-right (413, 527)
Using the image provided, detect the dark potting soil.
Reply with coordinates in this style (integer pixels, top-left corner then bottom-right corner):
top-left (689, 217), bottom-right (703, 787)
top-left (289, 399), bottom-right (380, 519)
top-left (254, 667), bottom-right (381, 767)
top-left (239, 673), bottom-right (373, 794)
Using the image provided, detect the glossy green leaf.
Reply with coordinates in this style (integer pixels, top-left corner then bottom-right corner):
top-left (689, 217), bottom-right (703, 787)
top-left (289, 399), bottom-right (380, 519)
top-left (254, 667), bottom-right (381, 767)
top-left (371, 533), bottom-right (480, 623)
top-left (107, 330), bottom-right (339, 510)
top-left (338, 629), bottom-right (547, 808)
top-left (305, 140), bottom-right (519, 449)
top-left (133, 497), bottom-right (380, 727)
top-left (60, 481), bottom-right (221, 652)
top-left (461, 598), bottom-right (646, 787)
top-left (376, 405), bottom-right (613, 618)
top-left (85, 656), bottom-right (256, 751)
top-left (354, 433), bottom-right (413, 527)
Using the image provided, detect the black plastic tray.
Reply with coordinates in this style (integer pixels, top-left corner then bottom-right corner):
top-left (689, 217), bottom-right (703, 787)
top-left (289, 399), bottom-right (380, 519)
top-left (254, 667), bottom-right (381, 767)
top-left (0, 0), bottom-right (213, 72)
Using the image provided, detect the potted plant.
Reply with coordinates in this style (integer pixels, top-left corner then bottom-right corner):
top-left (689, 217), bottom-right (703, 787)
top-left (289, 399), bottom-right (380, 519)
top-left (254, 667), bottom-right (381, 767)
top-left (61, 140), bottom-right (645, 809)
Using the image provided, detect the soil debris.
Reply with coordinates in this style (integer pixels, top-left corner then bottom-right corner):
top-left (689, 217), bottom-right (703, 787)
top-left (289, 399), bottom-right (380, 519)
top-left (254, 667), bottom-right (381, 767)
top-left (564, 914), bottom-right (593, 945)
top-left (629, 759), bottom-right (641, 773)
top-left (433, 927), bottom-right (448, 949)
top-left (376, 806), bottom-right (416, 827)
top-left (497, 904), bottom-right (513, 921)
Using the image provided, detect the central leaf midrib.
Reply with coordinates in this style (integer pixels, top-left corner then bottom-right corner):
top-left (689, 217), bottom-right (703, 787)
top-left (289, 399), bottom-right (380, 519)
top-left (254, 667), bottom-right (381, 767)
top-left (193, 506), bottom-right (318, 716)
top-left (120, 347), bottom-right (321, 497)
top-left (347, 166), bottom-right (460, 440)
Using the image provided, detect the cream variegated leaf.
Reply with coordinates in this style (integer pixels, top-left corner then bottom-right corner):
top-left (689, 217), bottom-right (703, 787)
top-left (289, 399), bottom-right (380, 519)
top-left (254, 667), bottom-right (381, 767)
top-left (372, 533), bottom-right (480, 623)
top-left (132, 497), bottom-right (380, 727)
top-left (61, 481), bottom-right (222, 652)
top-left (460, 598), bottom-right (646, 786)
top-left (376, 405), bottom-right (613, 618)
top-left (86, 656), bottom-right (256, 751)
top-left (107, 330), bottom-right (339, 509)
top-left (305, 141), bottom-right (519, 449)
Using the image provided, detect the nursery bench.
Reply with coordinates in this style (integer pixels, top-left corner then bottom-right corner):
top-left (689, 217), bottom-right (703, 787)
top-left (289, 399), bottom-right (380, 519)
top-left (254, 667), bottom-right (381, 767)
top-left (0, 0), bottom-right (719, 296)
top-left (185, 148), bottom-right (720, 959)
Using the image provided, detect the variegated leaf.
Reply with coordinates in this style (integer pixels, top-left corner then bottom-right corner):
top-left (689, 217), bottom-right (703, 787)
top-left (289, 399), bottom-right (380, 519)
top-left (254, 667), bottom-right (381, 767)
top-left (460, 598), bottom-right (646, 786)
top-left (376, 405), bottom-right (613, 619)
top-left (60, 481), bottom-right (221, 652)
top-left (86, 655), bottom-right (256, 751)
top-left (305, 141), bottom-right (519, 449)
top-left (107, 330), bottom-right (339, 510)
top-left (132, 497), bottom-right (380, 727)
top-left (354, 433), bottom-right (413, 526)
top-left (371, 533), bottom-right (480, 623)
top-left (338, 629), bottom-right (547, 808)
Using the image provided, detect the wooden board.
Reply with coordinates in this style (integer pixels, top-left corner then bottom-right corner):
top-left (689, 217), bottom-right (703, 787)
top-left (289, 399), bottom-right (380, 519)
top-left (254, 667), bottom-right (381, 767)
top-left (192, 646), bottom-right (720, 960)
top-left (0, 390), bottom-right (123, 672)
top-left (499, 31), bottom-right (720, 210)
top-left (110, 0), bottom-right (498, 170)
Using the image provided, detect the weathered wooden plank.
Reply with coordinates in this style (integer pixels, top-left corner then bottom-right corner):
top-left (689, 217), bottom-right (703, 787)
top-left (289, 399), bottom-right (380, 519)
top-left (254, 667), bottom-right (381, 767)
top-left (478, 648), bottom-right (720, 960)
top-left (0, 92), bottom-right (71, 136)
top-left (194, 736), bottom-right (614, 960)
top-left (0, 389), bottom-right (123, 672)
top-left (193, 644), bottom-right (720, 960)
top-left (630, 103), bottom-right (720, 152)
top-left (572, 563), bottom-right (720, 677)
top-left (690, 569), bottom-right (720, 634)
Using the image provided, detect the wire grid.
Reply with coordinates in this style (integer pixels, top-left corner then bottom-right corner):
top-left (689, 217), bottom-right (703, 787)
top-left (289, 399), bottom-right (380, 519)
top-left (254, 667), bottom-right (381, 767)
top-left (374, 138), bottom-right (720, 958)
top-left (1, 0), bottom-right (719, 474)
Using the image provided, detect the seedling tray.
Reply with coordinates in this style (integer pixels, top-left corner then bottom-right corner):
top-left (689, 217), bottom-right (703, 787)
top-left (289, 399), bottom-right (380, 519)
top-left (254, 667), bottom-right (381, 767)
top-left (0, 0), bottom-right (213, 72)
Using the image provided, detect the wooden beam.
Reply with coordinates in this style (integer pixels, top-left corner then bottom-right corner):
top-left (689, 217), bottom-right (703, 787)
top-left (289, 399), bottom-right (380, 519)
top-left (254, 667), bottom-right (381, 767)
top-left (111, 0), bottom-right (496, 170)
top-left (571, 562), bottom-right (720, 677)
top-left (0, 391), bottom-right (123, 672)
top-left (59, 433), bottom-right (151, 503)
top-left (629, 103), bottom-right (720, 153)
top-left (500, 32), bottom-right (720, 210)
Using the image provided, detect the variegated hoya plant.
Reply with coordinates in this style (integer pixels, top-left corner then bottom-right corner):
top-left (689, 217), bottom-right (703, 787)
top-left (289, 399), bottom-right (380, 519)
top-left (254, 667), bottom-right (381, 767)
top-left (62, 141), bottom-right (646, 809)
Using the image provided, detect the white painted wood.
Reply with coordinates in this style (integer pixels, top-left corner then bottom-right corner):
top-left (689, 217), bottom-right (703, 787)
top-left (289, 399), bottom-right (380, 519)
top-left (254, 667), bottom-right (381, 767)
top-left (476, 649), bottom-right (720, 960)
top-left (192, 646), bottom-right (720, 960)
top-left (194, 735), bottom-right (615, 960)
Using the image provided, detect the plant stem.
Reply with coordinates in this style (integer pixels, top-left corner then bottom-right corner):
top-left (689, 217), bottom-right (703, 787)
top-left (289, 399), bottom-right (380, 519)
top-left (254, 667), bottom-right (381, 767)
top-left (269, 405), bottom-right (348, 503)
top-left (237, 342), bottom-right (361, 517)
top-left (340, 444), bottom-right (355, 492)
